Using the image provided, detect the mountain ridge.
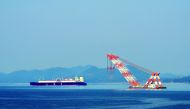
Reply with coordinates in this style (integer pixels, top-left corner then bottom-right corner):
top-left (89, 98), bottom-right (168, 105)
top-left (0, 65), bottom-right (189, 83)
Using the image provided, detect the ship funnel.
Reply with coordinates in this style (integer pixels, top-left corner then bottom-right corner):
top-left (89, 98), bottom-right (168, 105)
top-left (79, 76), bottom-right (84, 82)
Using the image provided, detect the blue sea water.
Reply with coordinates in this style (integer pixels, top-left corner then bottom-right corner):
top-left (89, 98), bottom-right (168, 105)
top-left (0, 83), bottom-right (190, 109)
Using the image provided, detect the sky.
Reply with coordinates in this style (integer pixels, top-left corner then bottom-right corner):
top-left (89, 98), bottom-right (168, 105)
top-left (0, 0), bottom-right (190, 75)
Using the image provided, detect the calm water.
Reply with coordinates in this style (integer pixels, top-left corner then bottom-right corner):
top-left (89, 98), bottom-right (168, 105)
top-left (0, 83), bottom-right (190, 109)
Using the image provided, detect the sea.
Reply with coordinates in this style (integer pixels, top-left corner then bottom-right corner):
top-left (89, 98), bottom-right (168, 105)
top-left (0, 83), bottom-right (190, 109)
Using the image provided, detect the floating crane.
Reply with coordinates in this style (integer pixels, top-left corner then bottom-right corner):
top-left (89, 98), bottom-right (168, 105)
top-left (107, 54), bottom-right (166, 89)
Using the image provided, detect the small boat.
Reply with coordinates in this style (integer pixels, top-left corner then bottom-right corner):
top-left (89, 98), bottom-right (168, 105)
top-left (30, 76), bottom-right (87, 86)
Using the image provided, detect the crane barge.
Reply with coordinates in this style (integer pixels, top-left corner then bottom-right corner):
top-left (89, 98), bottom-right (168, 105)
top-left (107, 54), bottom-right (166, 89)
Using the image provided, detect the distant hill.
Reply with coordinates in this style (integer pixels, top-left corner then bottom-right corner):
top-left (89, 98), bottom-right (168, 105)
top-left (162, 76), bottom-right (190, 83)
top-left (0, 65), bottom-right (124, 83)
top-left (0, 65), bottom-right (189, 83)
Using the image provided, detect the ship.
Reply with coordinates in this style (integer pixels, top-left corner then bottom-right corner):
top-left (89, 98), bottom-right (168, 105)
top-left (30, 76), bottom-right (87, 86)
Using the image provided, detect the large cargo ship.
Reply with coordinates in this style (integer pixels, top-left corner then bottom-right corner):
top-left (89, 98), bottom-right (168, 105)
top-left (30, 76), bottom-right (87, 86)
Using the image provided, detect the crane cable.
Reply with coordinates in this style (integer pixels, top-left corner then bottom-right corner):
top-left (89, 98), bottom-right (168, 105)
top-left (120, 58), bottom-right (152, 75)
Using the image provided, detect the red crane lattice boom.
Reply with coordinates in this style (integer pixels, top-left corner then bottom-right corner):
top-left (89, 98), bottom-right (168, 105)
top-left (107, 54), bottom-right (140, 87)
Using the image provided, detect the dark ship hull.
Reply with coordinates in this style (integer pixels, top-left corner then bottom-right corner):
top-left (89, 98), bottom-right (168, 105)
top-left (30, 82), bottom-right (87, 86)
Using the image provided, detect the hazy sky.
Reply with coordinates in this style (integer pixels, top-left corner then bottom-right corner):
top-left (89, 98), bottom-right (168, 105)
top-left (0, 0), bottom-right (190, 75)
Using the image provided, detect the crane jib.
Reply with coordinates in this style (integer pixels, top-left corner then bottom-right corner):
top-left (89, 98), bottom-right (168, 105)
top-left (107, 54), bottom-right (140, 87)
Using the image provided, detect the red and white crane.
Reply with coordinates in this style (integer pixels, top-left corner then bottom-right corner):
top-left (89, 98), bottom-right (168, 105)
top-left (107, 54), bottom-right (166, 89)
